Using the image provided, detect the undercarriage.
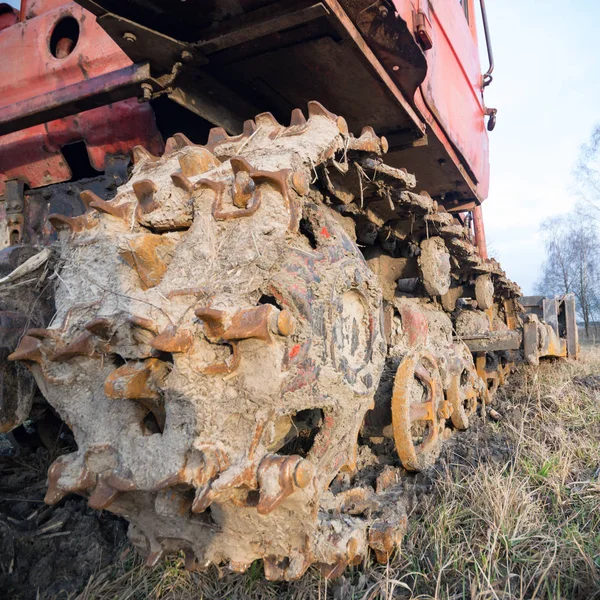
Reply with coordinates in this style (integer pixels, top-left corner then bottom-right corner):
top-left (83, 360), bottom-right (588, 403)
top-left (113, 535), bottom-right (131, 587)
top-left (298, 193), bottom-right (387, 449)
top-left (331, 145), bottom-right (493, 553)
top-left (1, 104), bottom-right (577, 579)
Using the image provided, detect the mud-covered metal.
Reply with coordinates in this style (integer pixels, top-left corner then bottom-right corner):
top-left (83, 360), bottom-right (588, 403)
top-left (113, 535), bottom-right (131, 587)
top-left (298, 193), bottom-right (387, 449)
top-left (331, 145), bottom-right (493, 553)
top-left (5, 102), bottom-right (579, 580)
top-left (391, 351), bottom-right (444, 471)
top-left (521, 294), bottom-right (579, 361)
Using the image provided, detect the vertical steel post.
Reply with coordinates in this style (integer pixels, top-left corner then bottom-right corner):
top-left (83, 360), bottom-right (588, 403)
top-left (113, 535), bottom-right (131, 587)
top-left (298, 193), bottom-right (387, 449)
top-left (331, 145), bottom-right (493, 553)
top-left (472, 205), bottom-right (488, 260)
top-left (563, 293), bottom-right (579, 358)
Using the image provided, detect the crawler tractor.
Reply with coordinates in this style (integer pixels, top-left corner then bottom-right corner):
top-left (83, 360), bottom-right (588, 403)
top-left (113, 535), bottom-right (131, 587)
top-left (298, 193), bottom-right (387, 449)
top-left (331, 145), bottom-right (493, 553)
top-left (0, 0), bottom-right (579, 580)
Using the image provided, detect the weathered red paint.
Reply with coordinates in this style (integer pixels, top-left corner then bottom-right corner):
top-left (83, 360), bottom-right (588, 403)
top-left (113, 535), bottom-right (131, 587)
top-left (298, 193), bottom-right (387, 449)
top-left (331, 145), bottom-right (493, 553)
top-left (392, 0), bottom-right (490, 200)
top-left (399, 303), bottom-right (428, 348)
top-left (0, 1), bottom-right (162, 195)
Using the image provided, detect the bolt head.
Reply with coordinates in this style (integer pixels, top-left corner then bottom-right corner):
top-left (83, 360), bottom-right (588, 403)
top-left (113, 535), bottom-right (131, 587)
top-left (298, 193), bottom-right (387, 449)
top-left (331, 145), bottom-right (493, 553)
top-left (123, 32), bottom-right (137, 43)
top-left (233, 171), bottom-right (255, 208)
top-left (277, 310), bottom-right (296, 336)
top-left (380, 136), bottom-right (389, 154)
top-left (293, 459), bottom-right (314, 489)
top-left (291, 171), bottom-right (310, 196)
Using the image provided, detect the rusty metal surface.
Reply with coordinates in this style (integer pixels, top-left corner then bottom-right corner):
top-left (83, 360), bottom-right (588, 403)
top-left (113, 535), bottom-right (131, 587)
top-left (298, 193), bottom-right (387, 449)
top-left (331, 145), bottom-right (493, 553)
top-left (0, 98), bottom-right (162, 195)
top-left (1, 154), bottom-right (130, 247)
top-left (1, 0), bottom-right (495, 216)
top-left (0, 63), bottom-right (153, 136)
top-left (446, 358), bottom-right (478, 430)
top-left (69, 0), bottom-right (496, 207)
top-left (542, 298), bottom-right (559, 336)
top-left (472, 204), bottom-right (488, 259)
top-left (391, 351), bottom-right (443, 471)
top-left (522, 319), bottom-right (538, 366)
top-left (1, 94), bottom-right (582, 580)
top-left (0, 1), bottom-right (163, 195)
top-left (3, 180), bottom-right (25, 246)
top-left (460, 330), bottom-right (522, 353)
top-left (0, 2), bottom-right (130, 108)
top-left (394, 0), bottom-right (490, 197)
top-left (72, 0), bottom-right (494, 206)
top-left (520, 294), bottom-right (576, 360)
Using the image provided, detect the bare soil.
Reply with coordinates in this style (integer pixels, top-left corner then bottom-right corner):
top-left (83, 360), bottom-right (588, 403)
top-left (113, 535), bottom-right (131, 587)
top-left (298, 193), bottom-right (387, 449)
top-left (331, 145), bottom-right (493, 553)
top-left (0, 434), bottom-right (127, 599)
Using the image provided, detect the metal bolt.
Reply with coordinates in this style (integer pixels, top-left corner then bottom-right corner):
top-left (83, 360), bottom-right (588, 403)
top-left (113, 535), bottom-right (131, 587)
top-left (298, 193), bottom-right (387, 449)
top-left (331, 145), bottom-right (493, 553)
top-left (181, 50), bottom-right (193, 63)
top-left (277, 310), bottom-right (296, 336)
top-left (233, 171), bottom-right (255, 208)
top-left (123, 32), bottom-right (137, 43)
top-left (291, 171), bottom-right (310, 196)
top-left (293, 459), bottom-right (314, 489)
top-left (141, 83), bottom-right (153, 102)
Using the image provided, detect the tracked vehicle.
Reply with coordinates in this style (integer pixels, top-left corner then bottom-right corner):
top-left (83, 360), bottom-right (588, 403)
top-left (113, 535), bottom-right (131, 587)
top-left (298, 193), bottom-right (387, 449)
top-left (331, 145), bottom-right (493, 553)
top-left (0, 0), bottom-right (579, 580)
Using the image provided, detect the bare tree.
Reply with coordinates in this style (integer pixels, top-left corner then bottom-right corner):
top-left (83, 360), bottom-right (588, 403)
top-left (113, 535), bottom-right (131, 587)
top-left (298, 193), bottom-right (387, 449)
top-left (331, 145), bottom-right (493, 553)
top-left (536, 214), bottom-right (600, 338)
top-left (574, 124), bottom-right (600, 220)
top-left (536, 216), bottom-right (573, 294)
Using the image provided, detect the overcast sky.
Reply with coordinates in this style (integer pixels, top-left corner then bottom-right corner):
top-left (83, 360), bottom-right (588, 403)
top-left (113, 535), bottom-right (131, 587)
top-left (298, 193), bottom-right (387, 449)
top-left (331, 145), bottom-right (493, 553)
top-left (481, 0), bottom-right (600, 293)
top-left (6, 1), bottom-right (599, 294)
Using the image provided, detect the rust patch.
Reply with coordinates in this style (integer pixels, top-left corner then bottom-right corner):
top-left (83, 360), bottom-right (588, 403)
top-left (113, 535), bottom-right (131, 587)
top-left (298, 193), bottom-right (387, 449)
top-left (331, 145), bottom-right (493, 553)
top-left (119, 233), bottom-right (176, 290)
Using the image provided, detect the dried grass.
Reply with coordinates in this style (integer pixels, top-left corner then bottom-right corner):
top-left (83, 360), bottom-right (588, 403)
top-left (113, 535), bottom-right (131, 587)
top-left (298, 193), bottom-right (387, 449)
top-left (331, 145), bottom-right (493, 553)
top-left (64, 349), bottom-right (600, 600)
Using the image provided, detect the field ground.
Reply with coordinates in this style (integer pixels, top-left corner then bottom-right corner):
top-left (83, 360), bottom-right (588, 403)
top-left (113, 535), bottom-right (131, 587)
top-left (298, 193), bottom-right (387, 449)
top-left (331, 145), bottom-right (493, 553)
top-left (1, 348), bottom-right (599, 600)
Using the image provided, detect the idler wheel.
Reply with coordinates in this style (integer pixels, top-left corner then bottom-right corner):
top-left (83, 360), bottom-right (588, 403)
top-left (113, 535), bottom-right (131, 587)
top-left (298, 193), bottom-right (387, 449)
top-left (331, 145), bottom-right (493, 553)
top-left (391, 350), bottom-right (445, 471)
top-left (446, 359), bottom-right (479, 431)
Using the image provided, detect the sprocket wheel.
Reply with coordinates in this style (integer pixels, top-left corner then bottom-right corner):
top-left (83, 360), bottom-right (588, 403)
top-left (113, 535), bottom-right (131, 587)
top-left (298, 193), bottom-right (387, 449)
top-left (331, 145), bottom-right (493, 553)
top-left (9, 103), bottom-right (401, 579)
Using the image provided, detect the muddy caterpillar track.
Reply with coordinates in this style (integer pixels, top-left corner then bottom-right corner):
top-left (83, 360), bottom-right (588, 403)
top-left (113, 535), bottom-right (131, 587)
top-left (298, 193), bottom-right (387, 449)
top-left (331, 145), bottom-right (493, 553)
top-left (9, 102), bottom-right (522, 580)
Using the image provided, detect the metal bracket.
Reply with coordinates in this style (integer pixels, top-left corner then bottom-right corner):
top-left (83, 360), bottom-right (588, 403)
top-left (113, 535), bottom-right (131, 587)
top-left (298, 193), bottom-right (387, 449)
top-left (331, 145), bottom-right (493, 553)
top-left (141, 62), bottom-right (183, 102)
top-left (485, 107), bottom-right (497, 132)
top-left (3, 180), bottom-right (25, 246)
top-left (415, 10), bottom-right (433, 51)
top-left (563, 294), bottom-right (579, 358)
top-left (0, 63), bottom-right (154, 137)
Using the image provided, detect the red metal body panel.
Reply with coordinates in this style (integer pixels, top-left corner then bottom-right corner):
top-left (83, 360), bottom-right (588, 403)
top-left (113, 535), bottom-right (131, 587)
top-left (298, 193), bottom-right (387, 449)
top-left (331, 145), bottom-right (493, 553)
top-left (0, 0), bottom-right (162, 195)
top-left (393, 0), bottom-right (490, 200)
